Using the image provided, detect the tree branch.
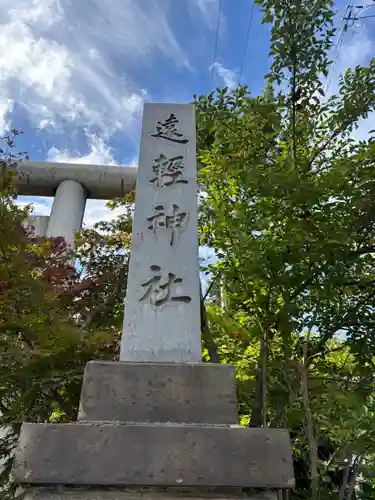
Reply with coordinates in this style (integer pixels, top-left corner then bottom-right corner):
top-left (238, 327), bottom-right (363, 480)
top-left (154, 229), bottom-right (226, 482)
top-left (200, 281), bottom-right (220, 363)
top-left (308, 344), bottom-right (346, 363)
top-left (81, 261), bottom-right (128, 330)
top-left (203, 275), bottom-right (218, 301)
top-left (45, 388), bottom-right (76, 421)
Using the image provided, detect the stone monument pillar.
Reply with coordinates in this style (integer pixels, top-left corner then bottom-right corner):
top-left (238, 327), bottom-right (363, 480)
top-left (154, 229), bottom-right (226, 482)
top-left (121, 104), bottom-right (201, 363)
top-left (11, 104), bottom-right (295, 500)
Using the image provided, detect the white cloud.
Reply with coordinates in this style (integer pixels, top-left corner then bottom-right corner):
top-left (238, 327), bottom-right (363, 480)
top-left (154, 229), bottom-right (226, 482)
top-left (0, 24), bottom-right (72, 97)
top-left (0, 97), bottom-right (14, 135)
top-left (83, 199), bottom-right (121, 228)
top-left (47, 134), bottom-right (117, 165)
top-left (17, 197), bottom-right (51, 216)
top-left (211, 62), bottom-right (237, 91)
top-left (192, 0), bottom-right (223, 29)
top-left (83, 0), bottom-right (189, 64)
top-left (338, 32), bottom-right (374, 73)
top-left (326, 26), bottom-right (374, 97)
top-left (9, 0), bottom-right (63, 27)
top-left (0, 0), bottom-right (187, 136)
top-left (7, 0), bottom-right (206, 236)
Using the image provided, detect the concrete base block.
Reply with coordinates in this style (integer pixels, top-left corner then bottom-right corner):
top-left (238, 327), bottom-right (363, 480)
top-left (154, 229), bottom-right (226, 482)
top-left (21, 487), bottom-right (278, 500)
top-left (11, 360), bottom-right (295, 495)
top-left (12, 423), bottom-right (294, 489)
top-left (78, 361), bottom-right (237, 424)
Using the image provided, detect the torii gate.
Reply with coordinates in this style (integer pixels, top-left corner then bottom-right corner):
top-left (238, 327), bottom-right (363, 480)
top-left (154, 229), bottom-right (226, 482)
top-left (12, 161), bottom-right (138, 247)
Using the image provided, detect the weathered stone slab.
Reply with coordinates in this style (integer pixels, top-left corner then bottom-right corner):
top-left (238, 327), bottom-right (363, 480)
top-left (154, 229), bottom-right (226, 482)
top-left (78, 361), bottom-right (237, 424)
top-left (121, 104), bottom-right (201, 363)
top-left (21, 487), bottom-right (278, 500)
top-left (12, 423), bottom-right (294, 489)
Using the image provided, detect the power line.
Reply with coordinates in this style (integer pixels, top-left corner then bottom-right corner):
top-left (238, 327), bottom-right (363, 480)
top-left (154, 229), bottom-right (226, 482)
top-left (238, 1), bottom-right (255, 85)
top-left (211, 0), bottom-right (224, 79)
top-left (344, 2), bottom-right (375, 22)
top-left (325, 1), bottom-right (354, 95)
top-left (344, 14), bottom-right (375, 20)
top-left (325, 27), bottom-right (345, 94)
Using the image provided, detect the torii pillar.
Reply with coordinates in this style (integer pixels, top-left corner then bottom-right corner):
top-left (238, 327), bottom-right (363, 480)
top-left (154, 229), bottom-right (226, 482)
top-left (13, 161), bottom-right (138, 247)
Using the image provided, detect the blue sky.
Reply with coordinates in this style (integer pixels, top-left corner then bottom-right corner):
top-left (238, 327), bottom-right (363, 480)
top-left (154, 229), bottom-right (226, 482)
top-left (3, 0), bottom-right (375, 226)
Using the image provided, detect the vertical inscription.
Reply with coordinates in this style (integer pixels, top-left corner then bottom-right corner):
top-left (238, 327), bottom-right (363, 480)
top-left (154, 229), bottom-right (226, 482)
top-left (138, 113), bottom-right (190, 302)
top-left (121, 103), bottom-right (201, 363)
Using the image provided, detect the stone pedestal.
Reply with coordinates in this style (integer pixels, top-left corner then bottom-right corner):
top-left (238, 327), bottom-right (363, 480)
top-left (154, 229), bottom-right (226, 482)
top-left (11, 361), bottom-right (294, 499)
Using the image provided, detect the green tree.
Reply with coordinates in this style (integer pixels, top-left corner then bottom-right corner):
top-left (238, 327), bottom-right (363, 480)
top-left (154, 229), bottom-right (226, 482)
top-left (195, 0), bottom-right (375, 497)
top-left (0, 134), bottom-right (134, 497)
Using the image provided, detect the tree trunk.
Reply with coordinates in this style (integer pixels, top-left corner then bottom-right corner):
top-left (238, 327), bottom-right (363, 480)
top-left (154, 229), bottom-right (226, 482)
top-left (347, 459), bottom-right (360, 500)
top-left (200, 283), bottom-right (220, 363)
top-left (300, 358), bottom-right (319, 500)
top-left (250, 332), bottom-right (267, 427)
top-left (339, 454), bottom-right (352, 500)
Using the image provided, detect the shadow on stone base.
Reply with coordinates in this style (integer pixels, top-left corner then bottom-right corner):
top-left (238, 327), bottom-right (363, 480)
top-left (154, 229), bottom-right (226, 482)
top-left (20, 487), bottom-right (279, 500)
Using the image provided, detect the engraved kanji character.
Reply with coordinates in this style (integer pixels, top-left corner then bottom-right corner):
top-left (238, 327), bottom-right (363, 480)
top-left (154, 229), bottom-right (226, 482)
top-left (139, 265), bottom-right (191, 306)
top-left (149, 153), bottom-right (188, 187)
top-left (151, 113), bottom-right (189, 143)
top-left (147, 204), bottom-right (187, 246)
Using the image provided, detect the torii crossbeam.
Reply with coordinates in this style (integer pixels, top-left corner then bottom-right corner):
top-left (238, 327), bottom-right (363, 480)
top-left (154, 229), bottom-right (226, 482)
top-left (12, 161), bottom-right (138, 247)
